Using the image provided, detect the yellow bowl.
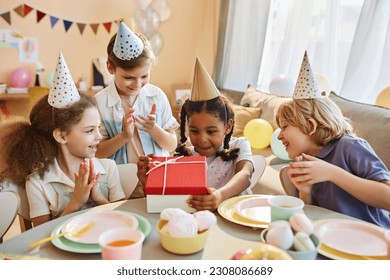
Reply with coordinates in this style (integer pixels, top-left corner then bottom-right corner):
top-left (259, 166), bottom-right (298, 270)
top-left (156, 219), bottom-right (209, 255)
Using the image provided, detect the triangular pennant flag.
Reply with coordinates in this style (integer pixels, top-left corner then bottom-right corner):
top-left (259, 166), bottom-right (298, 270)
top-left (36, 10), bottom-right (46, 23)
top-left (90, 23), bottom-right (99, 35)
top-left (63, 20), bottom-right (73, 32)
top-left (103, 22), bottom-right (112, 33)
top-left (48, 52), bottom-right (80, 108)
top-left (14, 5), bottom-right (24, 17)
top-left (23, 4), bottom-right (34, 17)
top-left (77, 23), bottom-right (87, 35)
top-left (50, 16), bottom-right (59, 28)
top-left (190, 57), bottom-right (220, 101)
top-left (0, 12), bottom-right (11, 25)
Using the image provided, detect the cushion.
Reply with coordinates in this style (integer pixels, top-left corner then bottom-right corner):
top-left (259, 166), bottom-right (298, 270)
top-left (330, 92), bottom-right (390, 169)
top-left (232, 104), bottom-right (261, 137)
top-left (240, 85), bottom-right (291, 129)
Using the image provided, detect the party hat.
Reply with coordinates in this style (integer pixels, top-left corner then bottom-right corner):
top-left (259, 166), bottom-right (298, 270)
top-left (293, 51), bottom-right (322, 99)
top-left (190, 57), bottom-right (220, 101)
top-left (113, 22), bottom-right (144, 60)
top-left (48, 52), bottom-right (80, 108)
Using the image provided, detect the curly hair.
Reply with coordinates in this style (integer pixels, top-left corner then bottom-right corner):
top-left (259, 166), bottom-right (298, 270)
top-left (106, 31), bottom-right (155, 70)
top-left (175, 94), bottom-right (239, 161)
top-left (275, 97), bottom-right (354, 146)
top-left (0, 93), bottom-right (97, 187)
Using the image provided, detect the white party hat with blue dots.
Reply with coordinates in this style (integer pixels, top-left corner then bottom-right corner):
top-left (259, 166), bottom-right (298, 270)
top-left (293, 51), bottom-right (322, 99)
top-left (48, 52), bottom-right (80, 108)
top-left (113, 22), bottom-right (144, 60)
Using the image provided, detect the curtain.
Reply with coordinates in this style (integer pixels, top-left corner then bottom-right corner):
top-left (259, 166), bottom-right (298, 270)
top-left (214, 0), bottom-right (270, 92)
top-left (214, 0), bottom-right (390, 104)
top-left (256, 0), bottom-right (362, 97)
top-left (341, 0), bottom-right (390, 104)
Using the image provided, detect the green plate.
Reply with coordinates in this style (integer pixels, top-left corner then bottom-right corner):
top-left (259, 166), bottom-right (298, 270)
top-left (51, 211), bottom-right (151, 254)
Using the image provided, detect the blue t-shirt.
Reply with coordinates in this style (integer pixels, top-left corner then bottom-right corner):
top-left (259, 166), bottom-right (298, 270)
top-left (312, 135), bottom-right (390, 228)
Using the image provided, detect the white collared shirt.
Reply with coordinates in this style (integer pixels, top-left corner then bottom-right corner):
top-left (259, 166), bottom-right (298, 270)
top-left (26, 158), bottom-right (125, 219)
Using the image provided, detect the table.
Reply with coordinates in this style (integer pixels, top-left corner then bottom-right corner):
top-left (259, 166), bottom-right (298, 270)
top-left (0, 197), bottom-right (354, 260)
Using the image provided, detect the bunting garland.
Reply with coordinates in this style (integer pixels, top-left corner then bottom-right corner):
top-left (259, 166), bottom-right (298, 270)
top-left (0, 3), bottom-right (119, 35)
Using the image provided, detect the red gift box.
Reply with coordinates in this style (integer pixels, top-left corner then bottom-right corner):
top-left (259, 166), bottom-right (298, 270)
top-left (145, 156), bottom-right (208, 195)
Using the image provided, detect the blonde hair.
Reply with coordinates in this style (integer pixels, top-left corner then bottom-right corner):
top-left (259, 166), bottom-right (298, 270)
top-left (276, 98), bottom-right (354, 146)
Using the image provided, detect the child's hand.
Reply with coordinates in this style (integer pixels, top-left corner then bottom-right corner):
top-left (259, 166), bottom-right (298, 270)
top-left (137, 154), bottom-right (153, 186)
top-left (187, 188), bottom-right (221, 211)
top-left (134, 104), bottom-right (156, 132)
top-left (86, 159), bottom-right (105, 203)
top-left (122, 108), bottom-right (136, 139)
top-left (288, 153), bottom-right (333, 188)
top-left (72, 159), bottom-right (94, 207)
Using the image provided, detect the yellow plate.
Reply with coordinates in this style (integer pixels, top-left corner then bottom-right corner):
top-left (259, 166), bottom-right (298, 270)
top-left (314, 219), bottom-right (387, 260)
top-left (217, 195), bottom-right (272, 228)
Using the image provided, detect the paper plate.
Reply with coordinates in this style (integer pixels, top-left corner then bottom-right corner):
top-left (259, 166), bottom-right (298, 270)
top-left (217, 195), bottom-right (272, 229)
top-left (61, 210), bottom-right (139, 244)
top-left (313, 219), bottom-right (387, 257)
top-left (52, 211), bottom-right (151, 253)
top-left (233, 196), bottom-right (271, 223)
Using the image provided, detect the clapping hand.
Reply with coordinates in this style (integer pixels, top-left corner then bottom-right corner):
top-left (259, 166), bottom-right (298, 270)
top-left (134, 104), bottom-right (156, 132)
top-left (122, 107), bottom-right (136, 139)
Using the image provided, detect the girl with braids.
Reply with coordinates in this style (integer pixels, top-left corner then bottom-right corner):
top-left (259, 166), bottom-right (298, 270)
top-left (0, 54), bottom-right (125, 226)
top-left (137, 58), bottom-right (254, 211)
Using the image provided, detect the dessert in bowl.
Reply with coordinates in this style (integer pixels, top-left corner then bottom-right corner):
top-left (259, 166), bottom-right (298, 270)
top-left (156, 208), bottom-right (216, 255)
top-left (260, 213), bottom-right (320, 260)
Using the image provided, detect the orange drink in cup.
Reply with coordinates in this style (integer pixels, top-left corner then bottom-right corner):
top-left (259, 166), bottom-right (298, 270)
top-left (99, 228), bottom-right (144, 260)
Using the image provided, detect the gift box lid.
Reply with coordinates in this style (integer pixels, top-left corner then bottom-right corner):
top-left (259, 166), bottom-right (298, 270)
top-left (145, 156), bottom-right (208, 195)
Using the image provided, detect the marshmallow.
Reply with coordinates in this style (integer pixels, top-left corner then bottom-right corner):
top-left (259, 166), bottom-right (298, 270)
top-left (293, 232), bottom-right (316, 251)
top-left (193, 210), bottom-right (217, 232)
top-left (167, 214), bottom-right (198, 237)
top-left (160, 208), bottom-right (190, 221)
top-left (289, 213), bottom-right (313, 235)
top-left (266, 225), bottom-right (294, 250)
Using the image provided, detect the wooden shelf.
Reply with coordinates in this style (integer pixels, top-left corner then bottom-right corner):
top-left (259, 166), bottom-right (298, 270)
top-left (0, 94), bottom-right (29, 101)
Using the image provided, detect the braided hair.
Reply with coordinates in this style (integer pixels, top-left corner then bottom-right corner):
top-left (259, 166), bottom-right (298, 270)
top-left (174, 94), bottom-right (239, 161)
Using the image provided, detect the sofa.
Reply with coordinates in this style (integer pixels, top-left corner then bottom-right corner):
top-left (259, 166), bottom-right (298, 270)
top-left (225, 85), bottom-right (390, 196)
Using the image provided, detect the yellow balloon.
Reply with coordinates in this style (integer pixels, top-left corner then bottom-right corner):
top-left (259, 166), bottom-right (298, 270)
top-left (243, 119), bottom-right (273, 150)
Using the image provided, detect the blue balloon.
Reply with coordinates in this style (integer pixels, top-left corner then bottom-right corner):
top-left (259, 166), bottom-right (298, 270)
top-left (271, 128), bottom-right (291, 161)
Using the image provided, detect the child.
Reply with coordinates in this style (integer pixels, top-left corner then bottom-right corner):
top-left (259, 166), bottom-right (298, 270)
top-left (276, 51), bottom-right (390, 228)
top-left (138, 58), bottom-right (254, 212)
top-left (95, 22), bottom-right (179, 165)
top-left (0, 53), bottom-right (125, 227)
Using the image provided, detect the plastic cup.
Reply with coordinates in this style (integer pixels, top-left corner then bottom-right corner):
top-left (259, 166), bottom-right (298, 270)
top-left (98, 228), bottom-right (144, 260)
top-left (268, 195), bottom-right (304, 222)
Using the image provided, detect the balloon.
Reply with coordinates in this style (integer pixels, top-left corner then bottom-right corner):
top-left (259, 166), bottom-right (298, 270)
top-left (132, 7), bottom-right (161, 39)
top-left (151, 0), bottom-right (171, 22)
top-left (243, 119), bottom-right (273, 150)
top-left (149, 32), bottom-right (164, 56)
top-left (271, 128), bottom-right (291, 161)
top-left (315, 73), bottom-right (330, 97)
top-left (135, 0), bottom-right (152, 10)
top-left (269, 75), bottom-right (294, 97)
top-left (45, 71), bottom-right (55, 87)
top-left (9, 67), bottom-right (32, 88)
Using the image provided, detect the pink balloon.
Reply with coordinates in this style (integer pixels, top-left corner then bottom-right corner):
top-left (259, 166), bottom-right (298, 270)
top-left (9, 67), bottom-right (32, 88)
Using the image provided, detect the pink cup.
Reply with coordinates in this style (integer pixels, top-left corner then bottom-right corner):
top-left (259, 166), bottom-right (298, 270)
top-left (98, 228), bottom-right (144, 260)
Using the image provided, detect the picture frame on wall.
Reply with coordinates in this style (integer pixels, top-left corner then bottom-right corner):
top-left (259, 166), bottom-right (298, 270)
top-left (172, 83), bottom-right (192, 106)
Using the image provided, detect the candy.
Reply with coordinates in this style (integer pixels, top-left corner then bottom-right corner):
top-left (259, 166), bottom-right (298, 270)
top-left (193, 210), bottom-right (217, 232)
